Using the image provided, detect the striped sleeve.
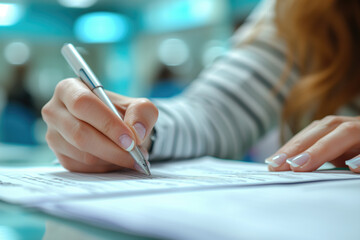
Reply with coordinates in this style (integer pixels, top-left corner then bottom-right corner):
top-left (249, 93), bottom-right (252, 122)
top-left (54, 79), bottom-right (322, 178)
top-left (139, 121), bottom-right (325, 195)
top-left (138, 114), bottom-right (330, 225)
top-left (149, 0), bottom-right (299, 161)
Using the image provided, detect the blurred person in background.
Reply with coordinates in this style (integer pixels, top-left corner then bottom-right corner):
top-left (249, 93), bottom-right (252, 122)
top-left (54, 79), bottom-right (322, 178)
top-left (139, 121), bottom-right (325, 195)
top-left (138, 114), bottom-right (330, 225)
top-left (0, 64), bottom-right (38, 145)
top-left (150, 65), bottom-right (185, 98)
top-left (42, 0), bottom-right (360, 174)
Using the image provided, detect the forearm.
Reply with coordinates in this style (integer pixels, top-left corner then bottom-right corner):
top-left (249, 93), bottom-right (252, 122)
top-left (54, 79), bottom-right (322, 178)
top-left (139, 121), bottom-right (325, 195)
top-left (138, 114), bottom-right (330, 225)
top-left (149, 48), bottom-right (297, 161)
top-left (148, 0), bottom-right (299, 161)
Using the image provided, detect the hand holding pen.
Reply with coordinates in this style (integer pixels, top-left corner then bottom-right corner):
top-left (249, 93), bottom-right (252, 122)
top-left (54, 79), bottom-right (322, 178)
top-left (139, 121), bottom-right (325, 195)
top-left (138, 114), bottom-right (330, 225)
top-left (42, 44), bottom-right (158, 174)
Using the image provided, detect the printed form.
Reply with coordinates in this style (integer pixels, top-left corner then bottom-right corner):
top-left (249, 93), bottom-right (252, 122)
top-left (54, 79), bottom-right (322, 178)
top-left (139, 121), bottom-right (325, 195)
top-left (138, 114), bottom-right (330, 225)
top-left (1, 157), bottom-right (360, 240)
top-left (0, 157), bottom-right (359, 205)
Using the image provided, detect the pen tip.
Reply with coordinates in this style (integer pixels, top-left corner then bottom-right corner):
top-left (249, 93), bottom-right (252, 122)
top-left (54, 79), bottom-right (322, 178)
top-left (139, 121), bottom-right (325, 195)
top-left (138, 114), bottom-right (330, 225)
top-left (144, 164), bottom-right (151, 176)
top-left (130, 147), bottom-right (151, 176)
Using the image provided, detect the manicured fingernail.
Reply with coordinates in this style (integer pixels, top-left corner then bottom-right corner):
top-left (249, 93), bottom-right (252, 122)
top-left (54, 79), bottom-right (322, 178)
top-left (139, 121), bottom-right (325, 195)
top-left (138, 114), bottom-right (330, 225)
top-left (119, 134), bottom-right (134, 151)
top-left (286, 153), bottom-right (310, 168)
top-left (265, 153), bottom-right (287, 167)
top-left (133, 122), bottom-right (146, 140)
top-left (346, 157), bottom-right (360, 169)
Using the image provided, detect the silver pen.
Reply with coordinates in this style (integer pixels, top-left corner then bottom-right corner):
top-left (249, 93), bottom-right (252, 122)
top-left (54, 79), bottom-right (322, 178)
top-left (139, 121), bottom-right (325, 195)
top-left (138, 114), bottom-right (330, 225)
top-left (61, 43), bottom-right (151, 176)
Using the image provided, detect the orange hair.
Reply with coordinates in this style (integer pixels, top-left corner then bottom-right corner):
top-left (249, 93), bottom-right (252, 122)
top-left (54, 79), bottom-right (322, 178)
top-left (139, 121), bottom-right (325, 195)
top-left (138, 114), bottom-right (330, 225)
top-left (275, 0), bottom-right (360, 141)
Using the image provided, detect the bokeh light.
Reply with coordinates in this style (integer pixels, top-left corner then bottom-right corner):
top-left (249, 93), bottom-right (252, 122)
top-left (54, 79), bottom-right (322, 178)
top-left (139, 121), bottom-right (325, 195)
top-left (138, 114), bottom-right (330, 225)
top-left (158, 38), bottom-right (190, 66)
top-left (144, 0), bottom-right (221, 33)
top-left (58, 0), bottom-right (97, 8)
top-left (74, 12), bottom-right (130, 43)
top-left (4, 42), bottom-right (30, 65)
top-left (0, 3), bottom-right (24, 26)
top-left (202, 40), bottom-right (227, 67)
top-left (0, 226), bottom-right (19, 240)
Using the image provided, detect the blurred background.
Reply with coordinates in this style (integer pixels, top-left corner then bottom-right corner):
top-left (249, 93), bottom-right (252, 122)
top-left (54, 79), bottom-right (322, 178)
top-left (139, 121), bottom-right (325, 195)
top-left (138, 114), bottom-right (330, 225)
top-left (0, 0), bottom-right (263, 161)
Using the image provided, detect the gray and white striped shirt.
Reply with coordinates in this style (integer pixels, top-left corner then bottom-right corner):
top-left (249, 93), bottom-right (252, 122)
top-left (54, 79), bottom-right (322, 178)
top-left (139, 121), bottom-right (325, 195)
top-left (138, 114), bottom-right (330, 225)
top-left (149, 0), bottom-right (359, 161)
top-left (150, 0), bottom-right (296, 161)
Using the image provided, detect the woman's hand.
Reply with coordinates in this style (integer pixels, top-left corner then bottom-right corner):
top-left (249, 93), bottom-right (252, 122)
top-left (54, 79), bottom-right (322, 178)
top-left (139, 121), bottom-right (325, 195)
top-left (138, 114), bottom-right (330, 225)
top-left (266, 115), bottom-right (360, 173)
top-left (42, 78), bottom-right (158, 173)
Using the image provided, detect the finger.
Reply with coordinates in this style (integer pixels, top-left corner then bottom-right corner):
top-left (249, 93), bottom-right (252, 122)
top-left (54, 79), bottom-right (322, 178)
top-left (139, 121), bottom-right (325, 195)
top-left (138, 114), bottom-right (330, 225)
top-left (55, 78), bottom-right (137, 152)
top-left (46, 128), bottom-right (113, 167)
top-left (286, 121), bottom-right (360, 172)
top-left (267, 116), bottom-right (356, 171)
top-left (123, 98), bottom-right (158, 145)
top-left (47, 104), bottom-right (135, 169)
top-left (48, 128), bottom-right (147, 173)
top-left (107, 92), bottom-right (158, 145)
top-left (345, 155), bottom-right (360, 173)
top-left (56, 153), bottom-right (123, 173)
top-left (329, 147), bottom-right (360, 168)
top-left (267, 121), bottom-right (325, 171)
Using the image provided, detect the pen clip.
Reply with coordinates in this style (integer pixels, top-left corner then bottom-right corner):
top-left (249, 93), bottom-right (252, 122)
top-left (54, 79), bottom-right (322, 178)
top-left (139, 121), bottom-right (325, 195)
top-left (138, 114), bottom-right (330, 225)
top-left (79, 68), bottom-right (102, 90)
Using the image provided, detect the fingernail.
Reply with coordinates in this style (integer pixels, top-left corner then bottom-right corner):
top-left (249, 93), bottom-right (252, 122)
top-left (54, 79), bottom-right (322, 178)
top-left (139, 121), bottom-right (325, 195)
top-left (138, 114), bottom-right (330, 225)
top-left (133, 123), bottom-right (146, 140)
top-left (265, 153), bottom-right (287, 167)
top-left (345, 157), bottom-right (360, 169)
top-left (286, 153), bottom-right (310, 168)
top-left (119, 134), bottom-right (135, 151)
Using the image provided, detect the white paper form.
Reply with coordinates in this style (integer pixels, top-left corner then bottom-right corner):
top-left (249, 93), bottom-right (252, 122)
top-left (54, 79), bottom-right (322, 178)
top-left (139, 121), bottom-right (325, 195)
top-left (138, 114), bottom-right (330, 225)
top-left (40, 180), bottom-right (360, 240)
top-left (0, 157), bottom-right (359, 205)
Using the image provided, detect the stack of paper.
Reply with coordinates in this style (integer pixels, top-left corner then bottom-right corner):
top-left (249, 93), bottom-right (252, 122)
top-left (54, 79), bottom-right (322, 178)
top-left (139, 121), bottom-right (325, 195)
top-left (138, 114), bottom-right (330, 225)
top-left (0, 157), bottom-right (359, 239)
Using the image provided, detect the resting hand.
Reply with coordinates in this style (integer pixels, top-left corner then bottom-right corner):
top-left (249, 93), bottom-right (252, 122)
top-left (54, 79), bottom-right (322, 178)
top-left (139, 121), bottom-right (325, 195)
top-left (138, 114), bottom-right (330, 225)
top-left (266, 115), bottom-right (360, 173)
top-left (42, 78), bottom-right (158, 173)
